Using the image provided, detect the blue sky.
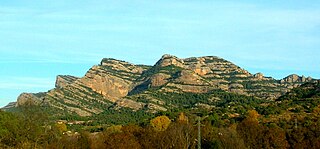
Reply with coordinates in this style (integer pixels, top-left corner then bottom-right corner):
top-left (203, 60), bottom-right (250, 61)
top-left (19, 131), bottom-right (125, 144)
top-left (0, 0), bottom-right (320, 107)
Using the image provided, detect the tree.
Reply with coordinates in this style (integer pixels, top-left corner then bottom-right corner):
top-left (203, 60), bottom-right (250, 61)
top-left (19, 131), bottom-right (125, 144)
top-left (55, 122), bottom-right (67, 133)
top-left (263, 126), bottom-right (288, 149)
top-left (150, 116), bottom-right (171, 131)
top-left (247, 109), bottom-right (259, 120)
top-left (0, 104), bottom-right (61, 148)
top-left (0, 111), bottom-right (20, 147)
top-left (159, 122), bottom-right (196, 149)
top-left (177, 112), bottom-right (188, 123)
top-left (103, 132), bottom-right (141, 149)
top-left (237, 110), bottom-right (263, 148)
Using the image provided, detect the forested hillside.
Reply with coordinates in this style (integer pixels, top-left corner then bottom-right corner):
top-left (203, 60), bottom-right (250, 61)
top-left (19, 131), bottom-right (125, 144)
top-left (1, 82), bottom-right (320, 148)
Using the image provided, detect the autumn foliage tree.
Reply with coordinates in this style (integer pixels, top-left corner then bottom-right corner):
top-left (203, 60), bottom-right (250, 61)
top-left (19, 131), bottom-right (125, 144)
top-left (150, 115), bottom-right (171, 131)
top-left (263, 125), bottom-right (288, 149)
top-left (103, 132), bottom-right (141, 149)
top-left (237, 110), bottom-right (289, 149)
top-left (237, 110), bottom-right (263, 148)
top-left (177, 112), bottom-right (188, 123)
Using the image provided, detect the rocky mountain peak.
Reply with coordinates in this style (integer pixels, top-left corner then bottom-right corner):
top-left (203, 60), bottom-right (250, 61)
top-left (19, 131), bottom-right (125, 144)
top-left (100, 58), bottom-right (127, 65)
top-left (155, 54), bottom-right (185, 67)
top-left (100, 58), bottom-right (145, 74)
top-left (280, 74), bottom-right (314, 84)
top-left (253, 73), bottom-right (264, 79)
top-left (161, 54), bottom-right (175, 59)
top-left (16, 93), bottom-right (42, 107)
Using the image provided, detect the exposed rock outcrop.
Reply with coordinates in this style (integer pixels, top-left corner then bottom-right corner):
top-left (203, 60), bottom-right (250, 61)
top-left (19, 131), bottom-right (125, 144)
top-left (254, 73), bottom-right (264, 80)
top-left (155, 54), bottom-right (185, 68)
top-left (12, 54), bottom-right (318, 116)
top-left (55, 75), bottom-right (79, 88)
top-left (1, 102), bottom-right (16, 110)
top-left (175, 70), bottom-right (209, 86)
top-left (149, 73), bottom-right (170, 87)
top-left (16, 93), bottom-right (42, 107)
top-left (280, 74), bottom-right (313, 84)
top-left (80, 65), bottom-right (133, 102)
top-left (114, 99), bottom-right (144, 111)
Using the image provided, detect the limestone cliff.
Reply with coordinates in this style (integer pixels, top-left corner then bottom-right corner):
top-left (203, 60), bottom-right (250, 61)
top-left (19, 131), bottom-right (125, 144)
top-left (55, 75), bottom-right (79, 88)
top-left (16, 93), bottom-right (43, 107)
top-left (14, 54), bottom-right (318, 116)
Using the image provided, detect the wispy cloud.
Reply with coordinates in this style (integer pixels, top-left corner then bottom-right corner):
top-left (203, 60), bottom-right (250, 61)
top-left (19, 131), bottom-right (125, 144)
top-left (0, 0), bottom-right (319, 79)
top-left (0, 77), bottom-right (54, 90)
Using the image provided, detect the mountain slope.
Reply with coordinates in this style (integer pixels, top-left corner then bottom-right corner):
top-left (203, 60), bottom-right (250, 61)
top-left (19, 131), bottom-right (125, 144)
top-left (275, 82), bottom-right (320, 114)
top-left (8, 54), bottom-right (318, 116)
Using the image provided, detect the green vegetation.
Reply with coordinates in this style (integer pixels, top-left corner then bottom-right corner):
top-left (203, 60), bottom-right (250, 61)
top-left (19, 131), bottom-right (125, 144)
top-left (90, 107), bottom-right (153, 126)
top-left (140, 64), bottom-right (183, 78)
top-left (1, 82), bottom-right (320, 148)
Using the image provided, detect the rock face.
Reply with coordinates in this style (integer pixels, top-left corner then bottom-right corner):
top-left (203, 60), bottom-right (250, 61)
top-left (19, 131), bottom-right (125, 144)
top-left (254, 73), bottom-right (264, 80)
top-left (149, 73), bottom-right (170, 87)
top-left (280, 74), bottom-right (313, 83)
top-left (16, 93), bottom-right (42, 106)
top-left (55, 75), bottom-right (79, 88)
top-left (80, 65), bottom-right (133, 102)
top-left (14, 54), bottom-right (318, 116)
top-left (175, 70), bottom-right (208, 85)
top-left (1, 102), bottom-right (16, 110)
top-left (155, 54), bottom-right (185, 68)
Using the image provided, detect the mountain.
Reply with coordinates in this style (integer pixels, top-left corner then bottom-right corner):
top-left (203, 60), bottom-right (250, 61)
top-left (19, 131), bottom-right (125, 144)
top-left (275, 82), bottom-right (320, 114)
top-left (6, 54), bottom-right (318, 116)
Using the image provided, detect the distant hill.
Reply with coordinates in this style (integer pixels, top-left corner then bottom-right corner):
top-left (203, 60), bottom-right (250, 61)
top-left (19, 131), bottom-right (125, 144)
top-left (4, 54), bottom-right (318, 117)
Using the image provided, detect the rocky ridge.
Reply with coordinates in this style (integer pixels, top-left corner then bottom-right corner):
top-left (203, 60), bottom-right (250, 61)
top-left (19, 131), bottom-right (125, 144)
top-left (9, 54), bottom-right (317, 116)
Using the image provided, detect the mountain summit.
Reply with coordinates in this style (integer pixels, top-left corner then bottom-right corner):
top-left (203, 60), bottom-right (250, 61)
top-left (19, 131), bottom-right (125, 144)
top-left (9, 55), bottom-right (317, 116)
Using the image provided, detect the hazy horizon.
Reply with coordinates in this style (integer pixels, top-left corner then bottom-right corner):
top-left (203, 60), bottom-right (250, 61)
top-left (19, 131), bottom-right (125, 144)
top-left (1, 0), bottom-right (320, 107)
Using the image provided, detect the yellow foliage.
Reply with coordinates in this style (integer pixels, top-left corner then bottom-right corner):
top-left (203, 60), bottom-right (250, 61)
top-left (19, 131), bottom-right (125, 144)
top-left (150, 116), bottom-right (171, 131)
top-left (247, 110), bottom-right (259, 120)
top-left (106, 125), bottom-right (123, 134)
top-left (229, 123), bottom-right (237, 130)
top-left (177, 112), bottom-right (188, 123)
top-left (56, 123), bottom-right (67, 133)
top-left (313, 105), bottom-right (320, 115)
